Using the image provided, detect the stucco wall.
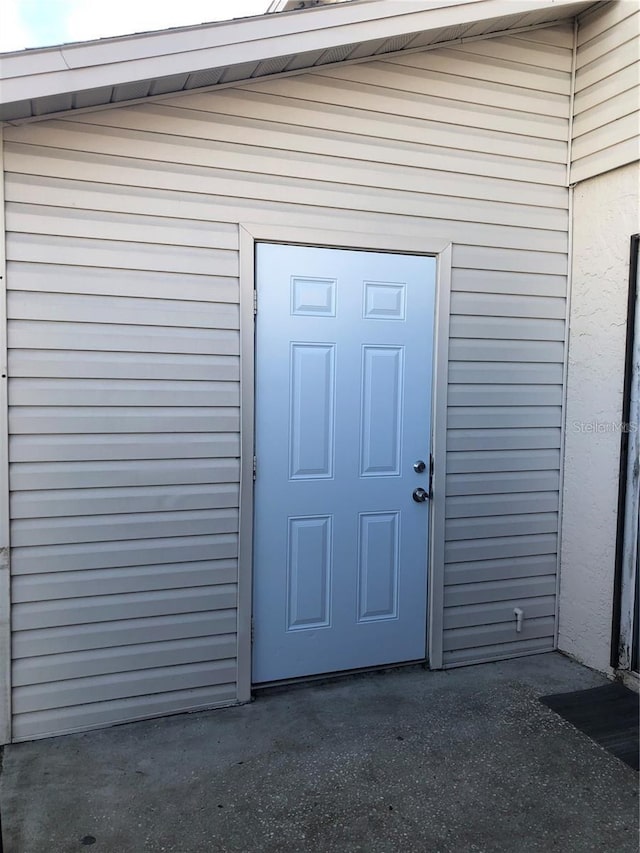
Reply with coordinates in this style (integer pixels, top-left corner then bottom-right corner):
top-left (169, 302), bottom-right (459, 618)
top-left (559, 161), bottom-right (640, 673)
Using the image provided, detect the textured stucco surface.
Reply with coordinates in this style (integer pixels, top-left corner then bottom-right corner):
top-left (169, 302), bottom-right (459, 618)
top-left (559, 162), bottom-right (640, 673)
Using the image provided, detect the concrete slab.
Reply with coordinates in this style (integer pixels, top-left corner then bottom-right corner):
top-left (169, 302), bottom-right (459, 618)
top-left (1, 653), bottom-right (638, 853)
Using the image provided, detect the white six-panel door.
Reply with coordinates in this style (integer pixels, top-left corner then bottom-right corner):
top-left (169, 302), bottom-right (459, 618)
top-left (253, 244), bottom-right (436, 682)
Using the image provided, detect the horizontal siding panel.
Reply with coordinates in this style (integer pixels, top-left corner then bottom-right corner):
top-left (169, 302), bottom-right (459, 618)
top-left (443, 636), bottom-right (554, 667)
top-left (448, 34), bottom-right (572, 71)
top-left (452, 246), bottom-right (567, 275)
top-left (574, 36), bottom-right (639, 93)
top-left (449, 315), bottom-right (565, 341)
top-left (13, 611), bottom-right (237, 658)
top-left (6, 232), bottom-right (236, 277)
top-left (445, 553), bottom-right (558, 585)
top-left (5, 203), bottom-right (239, 251)
top-left (7, 261), bottom-right (238, 303)
top-left (571, 136), bottom-right (640, 184)
top-left (445, 512), bottom-right (558, 541)
top-left (576, 11), bottom-right (640, 69)
top-left (9, 378), bottom-right (238, 408)
top-left (572, 111), bottom-right (640, 161)
top-left (449, 339), bottom-right (565, 362)
top-left (314, 60), bottom-right (570, 117)
top-left (447, 407), bottom-right (562, 429)
top-left (443, 615), bottom-right (555, 651)
top-left (7, 291), bottom-right (240, 330)
top-left (10, 458), bottom-right (240, 491)
top-left (578, 1), bottom-right (639, 45)
top-left (11, 484), bottom-right (239, 519)
top-left (512, 24), bottom-right (574, 49)
top-left (4, 173), bottom-right (568, 255)
top-left (11, 508), bottom-right (238, 547)
top-left (445, 534), bottom-right (557, 564)
top-left (12, 683), bottom-right (237, 741)
top-left (572, 88), bottom-right (639, 138)
top-left (13, 659), bottom-right (237, 714)
top-left (13, 634), bottom-right (237, 686)
top-left (65, 103), bottom-right (568, 185)
top-left (9, 350), bottom-right (239, 381)
top-left (443, 595), bottom-right (555, 629)
top-left (447, 449), bottom-right (560, 473)
top-left (444, 575), bottom-right (557, 608)
top-left (450, 291), bottom-right (565, 320)
top-left (451, 269), bottom-right (566, 298)
top-left (8, 320), bottom-right (239, 356)
top-left (384, 33), bottom-right (571, 74)
top-left (161, 90), bottom-right (567, 163)
top-left (12, 584), bottom-right (237, 630)
top-left (446, 470), bottom-right (560, 497)
top-left (573, 62), bottom-right (640, 117)
top-left (3, 146), bottom-right (566, 232)
top-left (447, 427), bottom-right (561, 451)
top-left (11, 533), bottom-right (238, 575)
top-left (7, 123), bottom-right (568, 210)
top-left (9, 433), bottom-right (239, 462)
top-left (447, 385), bottom-right (562, 406)
top-left (446, 491), bottom-right (559, 519)
top-left (571, 5), bottom-right (639, 182)
top-left (448, 362), bottom-right (563, 384)
top-left (243, 73), bottom-right (569, 138)
top-left (12, 559), bottom-right (237, 603)
top-left (9, 408), bottom-right (239, 435)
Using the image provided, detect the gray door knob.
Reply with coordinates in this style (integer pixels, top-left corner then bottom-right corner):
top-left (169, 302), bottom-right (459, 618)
top-left (412, 488), bottom-right (429, 503)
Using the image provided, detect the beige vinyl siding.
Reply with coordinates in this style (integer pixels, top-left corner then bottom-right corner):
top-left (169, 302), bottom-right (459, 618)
top-left (3, 25), bottom-right (571, 737)
top-left (6, 213), bottom-right (241, 739)
top-left (571, 1), bottom-right (640, 183)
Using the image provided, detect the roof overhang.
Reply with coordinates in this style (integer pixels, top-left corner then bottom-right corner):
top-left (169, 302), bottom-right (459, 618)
top-left (267, 1), bottom-right (356, 12)
top-left (0, 0), bottom-right (592, 123)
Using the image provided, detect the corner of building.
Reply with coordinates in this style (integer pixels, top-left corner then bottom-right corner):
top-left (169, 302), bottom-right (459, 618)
top-left (558, 161), bottom-right (640, 674)
top-left (0, 123), bottom-right (12, 745)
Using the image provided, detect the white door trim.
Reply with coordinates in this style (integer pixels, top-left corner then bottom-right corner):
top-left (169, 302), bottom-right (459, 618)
top-left (237, 223), bottom-right (452, 699)
top-left (428, 243), bottom-right (452, 671)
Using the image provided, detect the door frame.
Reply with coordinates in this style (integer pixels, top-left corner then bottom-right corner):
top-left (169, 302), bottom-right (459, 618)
top-left (611, 233), bottom-right (639, 674)
top-left (237, 223), bottom-right (452, 700)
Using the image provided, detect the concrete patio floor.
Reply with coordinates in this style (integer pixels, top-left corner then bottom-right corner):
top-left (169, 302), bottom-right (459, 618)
top-left (1, 652), bottom-right (638, 853)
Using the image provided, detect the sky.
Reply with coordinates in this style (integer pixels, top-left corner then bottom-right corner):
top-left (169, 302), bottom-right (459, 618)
top-left (0, 0), bottom-right (271, 53)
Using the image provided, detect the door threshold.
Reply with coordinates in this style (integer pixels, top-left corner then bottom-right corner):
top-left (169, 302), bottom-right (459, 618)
top-left (252, 658), bottom-right (428, 696)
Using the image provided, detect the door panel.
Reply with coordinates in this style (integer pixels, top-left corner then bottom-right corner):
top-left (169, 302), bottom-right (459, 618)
top-left (253, 244), bottom-right (436, 682)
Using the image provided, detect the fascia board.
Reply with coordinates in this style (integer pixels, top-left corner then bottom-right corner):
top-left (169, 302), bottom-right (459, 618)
top-left (0, 0), bottom-right (584, 106)
top-left (0, 0), bottom-right (474, 75)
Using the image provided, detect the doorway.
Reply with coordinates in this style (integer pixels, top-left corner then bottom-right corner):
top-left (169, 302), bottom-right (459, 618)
top-left (252, 244), bottom-right (436, 683)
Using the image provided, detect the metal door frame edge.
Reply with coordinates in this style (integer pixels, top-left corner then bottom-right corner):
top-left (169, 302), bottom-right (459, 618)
top-left (611, 233), bottom-right (640, 672)
top-left (237, 223), bottom-right (452, 700)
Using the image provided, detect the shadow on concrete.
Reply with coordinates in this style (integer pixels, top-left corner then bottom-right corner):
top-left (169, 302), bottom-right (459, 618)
top-left (1, 653), bottom-right (638, 852)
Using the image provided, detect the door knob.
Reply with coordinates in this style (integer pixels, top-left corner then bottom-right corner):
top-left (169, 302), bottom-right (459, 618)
top-left (413, 459), bottom-right (426, 473)
top-left (412, 487), bottom-right (429, 503)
